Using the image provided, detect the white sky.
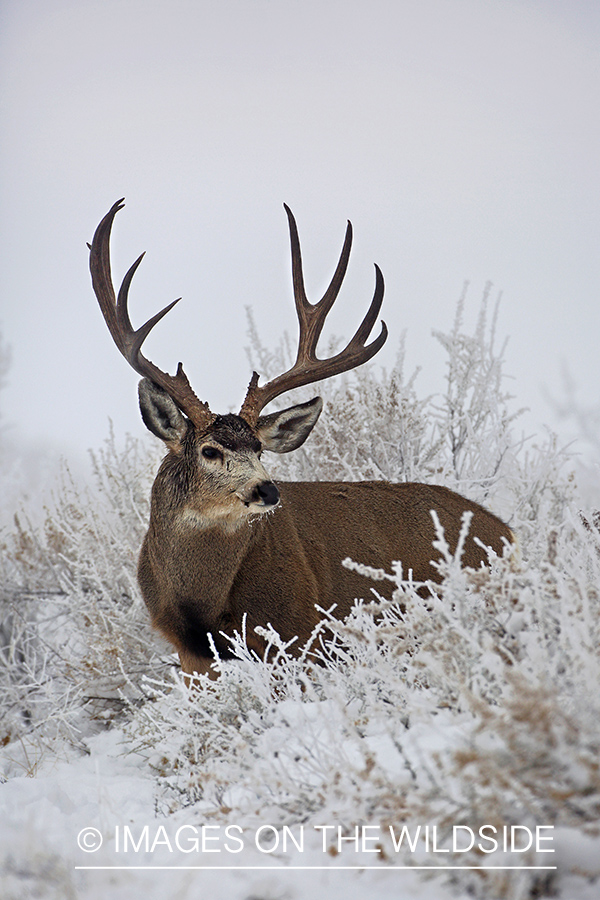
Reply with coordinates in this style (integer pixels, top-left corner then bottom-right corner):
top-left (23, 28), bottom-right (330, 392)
top-left (1, 0), bottom-right (599, 468)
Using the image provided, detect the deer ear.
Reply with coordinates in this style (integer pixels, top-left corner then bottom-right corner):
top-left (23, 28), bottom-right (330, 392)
top-left (256, 397), bottom-right (323, 453)
top-left (138, 378), bottom-right (188, 444)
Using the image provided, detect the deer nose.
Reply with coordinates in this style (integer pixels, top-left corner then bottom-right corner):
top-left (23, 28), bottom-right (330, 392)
top-left (254, 481), bottom-right (279, 507)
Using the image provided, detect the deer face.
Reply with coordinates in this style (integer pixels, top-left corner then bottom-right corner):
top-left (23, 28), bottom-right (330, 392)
top-left (139, 379), bottom-right (322, 528)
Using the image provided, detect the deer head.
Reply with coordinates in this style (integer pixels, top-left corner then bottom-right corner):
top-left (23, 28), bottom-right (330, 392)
top-left (88, 200), bottom-right (387, 528)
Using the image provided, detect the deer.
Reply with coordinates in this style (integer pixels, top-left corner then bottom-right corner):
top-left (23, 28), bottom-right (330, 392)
top-left (89, 199), bottom-right (515, 678)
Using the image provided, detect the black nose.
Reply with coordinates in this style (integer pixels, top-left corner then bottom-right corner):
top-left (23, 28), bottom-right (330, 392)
top-left (254, 481), bottom-right (280, 507)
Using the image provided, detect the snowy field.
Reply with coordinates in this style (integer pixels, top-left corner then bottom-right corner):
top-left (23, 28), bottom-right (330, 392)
top-left (2, 298), bottom-right (600, 900)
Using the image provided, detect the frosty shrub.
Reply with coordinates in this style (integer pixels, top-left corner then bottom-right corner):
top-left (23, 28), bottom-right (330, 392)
top-left (1, 288), bottom-right (596, 899)
top-left (546, 366), bottom-right (600, 509)
top-left (0, 427), bottom-right (169, 751)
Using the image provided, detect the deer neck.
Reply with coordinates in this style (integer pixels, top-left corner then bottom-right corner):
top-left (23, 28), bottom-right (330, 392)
top-left (146, 496), bottom-right (262, 608)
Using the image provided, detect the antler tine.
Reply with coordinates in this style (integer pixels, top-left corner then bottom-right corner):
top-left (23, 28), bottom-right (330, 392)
top-left (89, 199), bottom-right (214, 431)
top-left (239, 207), bottom-right (388, 426)
top-left (346, 263), bottom-right (386, 349)
top-left (285, 203), bottom-right (353, 356)
top-left (116, 251), bottom-right (182, 363)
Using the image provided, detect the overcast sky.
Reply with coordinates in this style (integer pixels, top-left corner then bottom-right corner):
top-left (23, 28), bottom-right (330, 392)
top-left (1, 0), bottom-right (599, 475)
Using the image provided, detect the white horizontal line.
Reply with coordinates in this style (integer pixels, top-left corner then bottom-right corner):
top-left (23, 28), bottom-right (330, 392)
top-left (74, 865), bottom-right (558, 871)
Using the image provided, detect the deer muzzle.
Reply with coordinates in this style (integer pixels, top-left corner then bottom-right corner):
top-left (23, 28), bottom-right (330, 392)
top-left (236, 480), bottom-right (280, 511)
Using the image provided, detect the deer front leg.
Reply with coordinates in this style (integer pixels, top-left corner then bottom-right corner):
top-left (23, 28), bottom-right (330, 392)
top-left (178, 649), bottom-right (220, 686)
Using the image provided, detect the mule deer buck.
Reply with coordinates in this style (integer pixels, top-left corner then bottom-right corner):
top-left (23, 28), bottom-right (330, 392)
top-left (89, 199), bottom-right (514, 678)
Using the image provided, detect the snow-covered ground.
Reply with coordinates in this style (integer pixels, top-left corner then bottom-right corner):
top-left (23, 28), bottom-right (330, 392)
top-left (0, 726), bottom-right (465, 900)
top-left (2, 704), bottom-right (600, 900)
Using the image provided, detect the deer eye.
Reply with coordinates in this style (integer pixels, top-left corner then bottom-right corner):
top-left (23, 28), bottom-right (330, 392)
top-left (201, 445), bottom-right (223, 461)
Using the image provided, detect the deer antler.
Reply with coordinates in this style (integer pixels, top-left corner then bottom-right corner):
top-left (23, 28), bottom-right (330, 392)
top-left (89, 199), bottom-right (214, 431)
top-left (239, 205), bottom-right (388, 426)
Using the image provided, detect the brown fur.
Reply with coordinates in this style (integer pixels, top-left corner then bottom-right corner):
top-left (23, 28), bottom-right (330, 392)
top-left (138, 462), bottom-right (514, 677)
